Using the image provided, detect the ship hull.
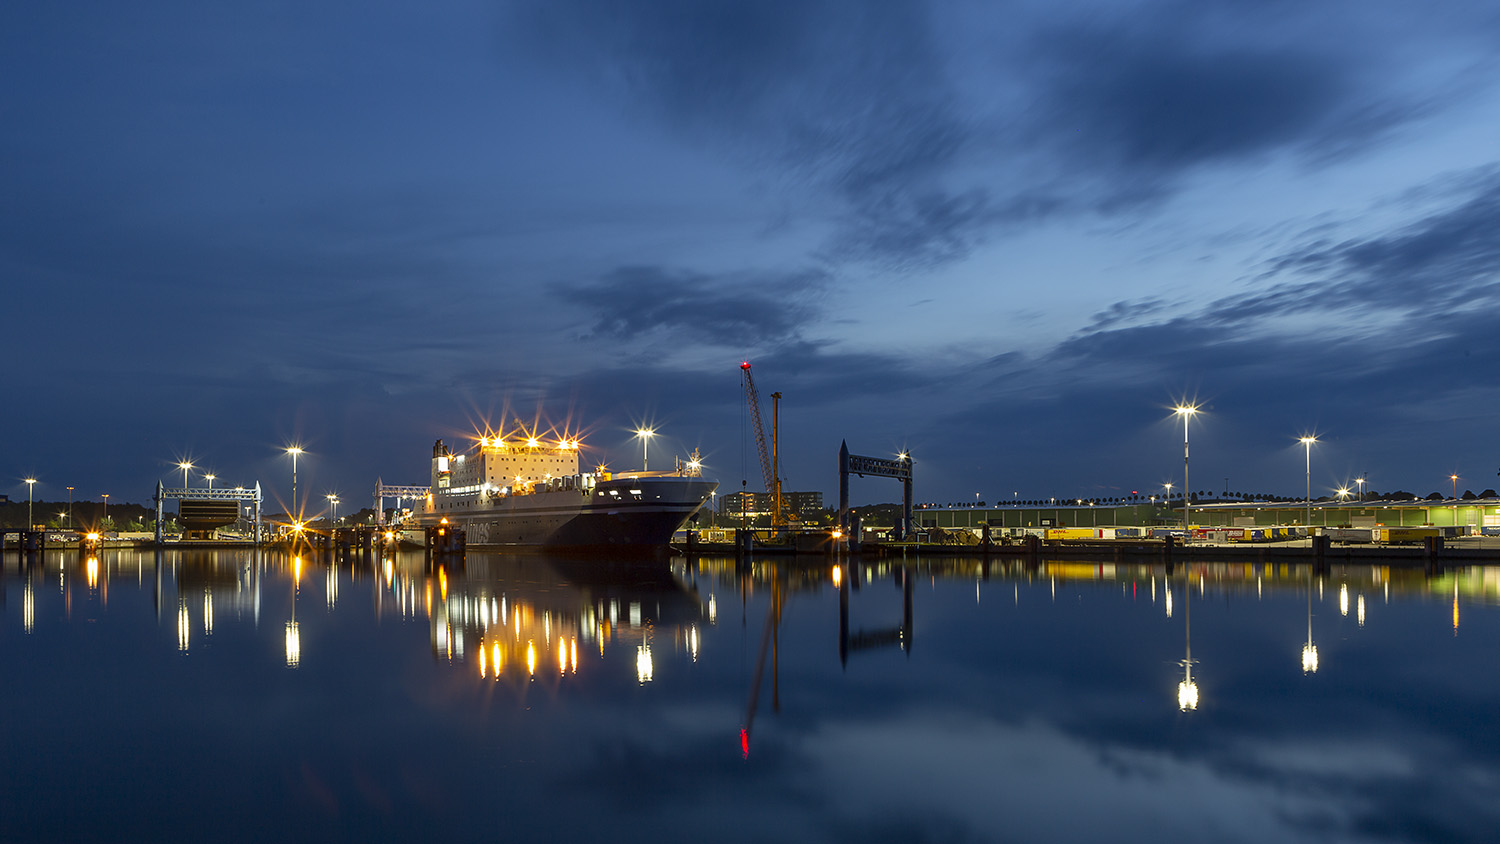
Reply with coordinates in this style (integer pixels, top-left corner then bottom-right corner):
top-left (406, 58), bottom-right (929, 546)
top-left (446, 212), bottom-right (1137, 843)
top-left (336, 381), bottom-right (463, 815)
top-left (417, 477), bottom-right (717, 551)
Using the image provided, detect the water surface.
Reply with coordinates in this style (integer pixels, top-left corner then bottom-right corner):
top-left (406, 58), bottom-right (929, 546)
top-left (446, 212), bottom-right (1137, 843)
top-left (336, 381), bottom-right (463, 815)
top-left (3, 550), bottom-right (1497, 843)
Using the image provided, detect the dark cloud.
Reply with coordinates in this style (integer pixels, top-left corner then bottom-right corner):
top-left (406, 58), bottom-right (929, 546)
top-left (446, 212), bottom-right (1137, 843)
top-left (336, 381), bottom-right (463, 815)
top-left (1035, 33), bottom-right (1352, 172)
top-left (1160, 168), bottom-right (1500, 330)
top-left (503, 0), bottom-right (990, 269)
top-left (562, 265), bottom-right (829, 346)
top-left (1262, 167), bottom-right (1500, 306)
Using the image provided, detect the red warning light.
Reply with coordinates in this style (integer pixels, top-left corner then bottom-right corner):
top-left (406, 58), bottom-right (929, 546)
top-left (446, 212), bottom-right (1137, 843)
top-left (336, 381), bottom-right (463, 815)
top-left (740, 361), bottom-right (751, 370)
top-left (740, 727), bottom-right (749, 759)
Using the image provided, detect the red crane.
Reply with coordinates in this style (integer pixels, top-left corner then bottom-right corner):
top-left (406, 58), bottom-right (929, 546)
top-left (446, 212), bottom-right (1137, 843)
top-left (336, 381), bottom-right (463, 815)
top-left (740, 361), bottom-right (788, 526)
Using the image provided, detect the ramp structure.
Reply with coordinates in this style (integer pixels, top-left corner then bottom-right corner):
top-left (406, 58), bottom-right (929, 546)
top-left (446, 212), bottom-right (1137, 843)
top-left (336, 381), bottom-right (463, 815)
top-left (154, 481), bottom-right (262, 544)
top-left (374, 480), bottom-right (430, 527)
top-left (838, 441), bottom-right (913, 541)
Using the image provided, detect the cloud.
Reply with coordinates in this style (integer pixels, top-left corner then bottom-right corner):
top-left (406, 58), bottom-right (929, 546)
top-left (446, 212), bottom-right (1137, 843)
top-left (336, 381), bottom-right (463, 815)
top-left (1034, 34), bottom-right (1353, 172)
top-left (502, 0), bottom-right (991, 269)
top-left (1261, 166), bottom-right (1500, 308)
top-left (561, 264), bottom-right (830, 346)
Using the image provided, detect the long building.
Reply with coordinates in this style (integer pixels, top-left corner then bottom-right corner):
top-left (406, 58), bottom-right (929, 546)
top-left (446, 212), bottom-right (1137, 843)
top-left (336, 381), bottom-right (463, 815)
top-left (916, 498), bottom-right (1500, 533)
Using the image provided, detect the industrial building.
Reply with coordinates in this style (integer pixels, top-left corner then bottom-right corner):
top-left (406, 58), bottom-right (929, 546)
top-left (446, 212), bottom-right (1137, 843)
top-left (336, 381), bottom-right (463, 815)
top-left (917, 498), bottom-right (1500, 533)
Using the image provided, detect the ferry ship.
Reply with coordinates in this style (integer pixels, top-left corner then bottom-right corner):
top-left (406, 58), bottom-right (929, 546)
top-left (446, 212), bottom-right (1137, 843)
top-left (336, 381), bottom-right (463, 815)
top-left (412, 432), bottom-right (717, 551)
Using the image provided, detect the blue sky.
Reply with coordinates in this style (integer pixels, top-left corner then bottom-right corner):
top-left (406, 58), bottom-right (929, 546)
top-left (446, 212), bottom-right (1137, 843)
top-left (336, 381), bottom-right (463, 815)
top-left (5, 0), bottom-right (1499, 513)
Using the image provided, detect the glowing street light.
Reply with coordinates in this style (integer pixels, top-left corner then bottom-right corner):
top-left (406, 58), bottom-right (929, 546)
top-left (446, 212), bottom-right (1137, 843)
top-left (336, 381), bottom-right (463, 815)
top-left (634, 428), bottom-right (655, 472)
top-left (24, 478), bottom-right (37, 528)
top-left (205, 473), bottom-right (216, 489)
top-left (285, 446), bottom-right (304, 514)
top-left (101, 493), bottom-right (109, 528)
top-left (66, 486), bottom-right (74, 529)
top-left (1174, 405), bottom-right (1198, 533)
top-left (178, 461), bottom-right (194, 489)
top-left (326, 493), bottom-right (340, 525)
top-left (1355, 476), bottom-right (1365, 501)
top-left (1299, 436), bottom-right (1318, 532)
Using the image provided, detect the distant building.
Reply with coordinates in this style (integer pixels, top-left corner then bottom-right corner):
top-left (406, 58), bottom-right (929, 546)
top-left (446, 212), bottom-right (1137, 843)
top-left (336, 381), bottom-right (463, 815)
top-left (720, 490), bottom-right (824, 523)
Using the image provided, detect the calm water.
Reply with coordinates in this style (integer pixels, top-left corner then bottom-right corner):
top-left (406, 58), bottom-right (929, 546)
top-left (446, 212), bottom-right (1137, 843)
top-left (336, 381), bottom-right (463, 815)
top-left (3, 549), bottom-right (1498, 843)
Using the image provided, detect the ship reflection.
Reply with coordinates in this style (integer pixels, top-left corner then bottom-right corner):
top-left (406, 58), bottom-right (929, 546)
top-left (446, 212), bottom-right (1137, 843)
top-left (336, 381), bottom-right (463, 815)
top-left (418, 555), bottom-right (709, 684)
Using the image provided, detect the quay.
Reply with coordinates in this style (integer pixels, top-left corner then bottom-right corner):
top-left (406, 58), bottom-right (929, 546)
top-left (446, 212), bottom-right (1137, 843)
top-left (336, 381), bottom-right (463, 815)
top-left (678, 528), bottom-right (1500, 568)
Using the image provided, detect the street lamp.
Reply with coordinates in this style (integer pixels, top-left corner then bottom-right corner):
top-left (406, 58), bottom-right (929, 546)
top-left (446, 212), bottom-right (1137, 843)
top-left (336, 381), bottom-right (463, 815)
top-left (326, 493), bottom-right (339, 525)
top-left (101, 493), bottom-right (110, 528)
top-left (1355, 476), bottom-right (1365, 501)
top-left (1299, 436), bottom-right (1318, 532)
top-left (286, 446), bottom-right (304, 514)
top-left (634, 428), bottom-right (654, 472)
top-left (178, 461), bottom-right (194, 489)
top-left (24, 478), bottom-right (37, 528)
top-left (1451, 473), bottom-right (1460, 530)
top-left (205, 473), bottom-right (216, 489)
top-left (1174, 405), bottom-right (1198, 533)
top-left (66, 486), bottom-right (74, 529)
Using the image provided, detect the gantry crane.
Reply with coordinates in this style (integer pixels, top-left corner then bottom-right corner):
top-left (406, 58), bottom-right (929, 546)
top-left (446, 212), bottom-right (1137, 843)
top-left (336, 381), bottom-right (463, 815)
top-left (740, 361), bottom-right (793, 526)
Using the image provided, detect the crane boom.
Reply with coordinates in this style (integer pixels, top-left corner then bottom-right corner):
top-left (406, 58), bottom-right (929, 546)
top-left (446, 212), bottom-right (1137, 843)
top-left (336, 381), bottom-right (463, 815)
top-left (740, 362), bottom-right (786, 525)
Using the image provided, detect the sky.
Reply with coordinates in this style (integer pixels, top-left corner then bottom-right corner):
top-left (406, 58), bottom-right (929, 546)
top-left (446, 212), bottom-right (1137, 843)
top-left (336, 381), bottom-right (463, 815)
top-left (4, 0), bottom-right (1499, 515)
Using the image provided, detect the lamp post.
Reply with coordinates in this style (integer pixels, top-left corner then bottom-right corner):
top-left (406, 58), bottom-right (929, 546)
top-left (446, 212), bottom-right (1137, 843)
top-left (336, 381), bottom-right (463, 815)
top-left (24, 478), bottom-right (37, 529)
top-left (634, 428), bottom-right (654, 472)
top-left (178, 461), bottom-right (194, 489)
top-left (1451, 473), bottom-right (1459, 530)
top-left (286, 446), bottom-right (304, 514)
top-left (66, 486), bottom-right (74, 529)
top-left (1355, 476), bottom-right (1365, 501)
top-left (1300, 436), bottom-right (1317, 533)
top-left (205, 474), bottom-right (215, 489)
top-left (101, 493), bottom-right (109, 528)
top-left (326, 493), bottom-right (339, 525)
top-left (1174, 405), bottom-right (1198, 533)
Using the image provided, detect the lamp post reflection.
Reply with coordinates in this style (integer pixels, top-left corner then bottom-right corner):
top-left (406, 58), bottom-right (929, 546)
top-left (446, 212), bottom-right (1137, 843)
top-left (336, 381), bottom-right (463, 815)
top-left (286, 555), bottom-right (302, 668)
top-left (23, 579), bottom-right (35, 634)
top-left (1301, 566), bottom-right (1318, 673)
top-left (1178, 566), bottom-right (1198, 711)
top-left (177, 597), bottom-right (191, 653)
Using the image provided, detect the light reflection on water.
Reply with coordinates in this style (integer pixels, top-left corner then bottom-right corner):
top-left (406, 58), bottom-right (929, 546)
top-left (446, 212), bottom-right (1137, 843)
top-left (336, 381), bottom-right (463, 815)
top-left (2, 549), bottom-right (1499, 843)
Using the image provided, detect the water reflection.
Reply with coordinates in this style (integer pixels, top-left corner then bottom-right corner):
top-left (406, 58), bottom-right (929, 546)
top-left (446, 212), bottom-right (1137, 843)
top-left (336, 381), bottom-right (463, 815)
top-left (4, 550), bottom-right (1500, 843)
top-left (1178, 566), bottom-right (1197, 711)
